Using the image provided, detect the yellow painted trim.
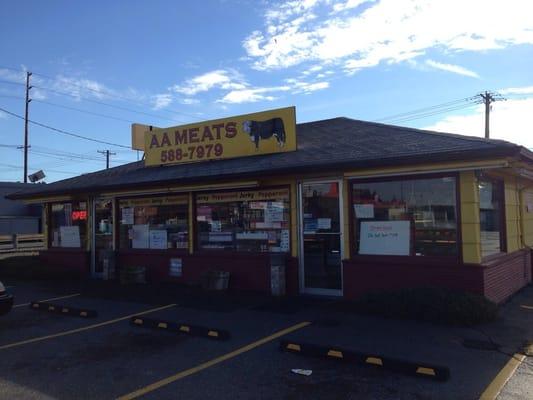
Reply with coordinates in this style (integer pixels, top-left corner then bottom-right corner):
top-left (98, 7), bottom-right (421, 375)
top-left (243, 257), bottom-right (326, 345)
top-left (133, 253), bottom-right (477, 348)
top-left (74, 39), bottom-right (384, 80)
top-left (327, 350), bottom-right (343, 358)
top-left (366, 357), bottom-right (383, 366)
top-left (342, 178), bottom-right (351, 259)
top-left (188, 192), bottom-right (194, 255)
top-left (116, 321), bottom-right (311, 400)
top-left (0, 304), bottom-right (176, 351)
top-left (102, 181), bottom-right (259, 197)
top-left (479, 353), bottom-right (526, 400)
top-left (344, 159), bottom-right (510, 178)
top-left (287, 343), bottom-right (301, 351)
top-left (290, 181), bottom-right (298, 258)
top-left (416, 367), bottom-right (436, 376)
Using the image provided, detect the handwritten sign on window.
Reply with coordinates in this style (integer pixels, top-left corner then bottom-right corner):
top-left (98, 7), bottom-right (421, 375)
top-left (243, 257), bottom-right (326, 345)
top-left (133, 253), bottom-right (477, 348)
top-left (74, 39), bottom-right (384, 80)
top-left (359, 220), bottom-right (410, 256)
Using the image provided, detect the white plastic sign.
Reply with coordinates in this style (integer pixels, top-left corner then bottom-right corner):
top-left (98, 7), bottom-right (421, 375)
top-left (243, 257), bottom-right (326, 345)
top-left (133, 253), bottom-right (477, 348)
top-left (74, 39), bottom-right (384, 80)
top-left (354, 204), bottom-right (374, 219)
top-left (359, 220), bottom-right (410, 255)
top-left (149, 230), bottom-right (168, 249)
top-left (59, 226), bottom-right (81, 247)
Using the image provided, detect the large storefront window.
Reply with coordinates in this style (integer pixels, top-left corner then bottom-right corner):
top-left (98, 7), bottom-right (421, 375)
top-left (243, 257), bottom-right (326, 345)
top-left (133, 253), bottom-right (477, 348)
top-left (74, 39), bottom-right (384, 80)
top-left (352, 176), bottom-right (458, 256)
top-left (196, 188), bottom-right (290, 252)
top-left (50, 201), bottom-right (88, 248)
top-left (479, 179), bottom-right (505, 257)
top-left (118, 195), bottom-right (189, 250)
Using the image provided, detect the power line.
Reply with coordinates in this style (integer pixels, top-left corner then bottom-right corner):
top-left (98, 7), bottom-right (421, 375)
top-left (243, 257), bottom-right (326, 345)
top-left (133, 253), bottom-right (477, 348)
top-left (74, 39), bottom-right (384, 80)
top-left (32, 84), bottom-right (182, 124)
top-left (385, 103), bottom-right (479, 124)
top-left (376, 96), bottom-right (477, 122)
top-left (0, 64), bottom-right (209, 121)
top-left (32, 98), bottom-right (136, 123)
top-left (0, 105), bottom-right (132, 149)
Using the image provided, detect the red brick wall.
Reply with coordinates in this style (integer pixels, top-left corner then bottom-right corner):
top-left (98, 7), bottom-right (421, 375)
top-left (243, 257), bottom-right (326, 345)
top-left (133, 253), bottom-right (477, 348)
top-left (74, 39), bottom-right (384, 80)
top-left (342, 258), bottom-right (484, 300)
top-left (117, 251), bottom-right (289, 293)
top-left (482, 250), bottom-right (532, 303)
top-left (39, 249), bottom-right (90, 278)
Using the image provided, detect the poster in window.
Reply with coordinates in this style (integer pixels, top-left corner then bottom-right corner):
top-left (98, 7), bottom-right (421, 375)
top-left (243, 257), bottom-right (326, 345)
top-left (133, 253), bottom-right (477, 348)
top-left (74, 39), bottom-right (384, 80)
top-left (354, 204), bottom-right (374, 219)
top-left (149, 230), bottom-right (168, 249)
top-left (359, 220), bottom-right (410, 256)
top-left (317, 218), bottom-right (331, 229)
top-left (59, 226), bottom-right (81, 247)
top-left (264, 202), bottom-right (284, 222)
top-left (122, 207), bottom-right (134, 225)
top-left (132, 224), bottom-right (150, 249)
top-left (169, 258), bottom-right (182, 277)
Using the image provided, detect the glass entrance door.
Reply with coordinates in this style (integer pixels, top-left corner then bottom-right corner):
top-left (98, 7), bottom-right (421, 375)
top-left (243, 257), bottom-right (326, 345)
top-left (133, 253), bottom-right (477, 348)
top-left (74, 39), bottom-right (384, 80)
top-left (92, 199), bottom-right (114, 279)
top-left (299, 181), bottom-right (343, 295)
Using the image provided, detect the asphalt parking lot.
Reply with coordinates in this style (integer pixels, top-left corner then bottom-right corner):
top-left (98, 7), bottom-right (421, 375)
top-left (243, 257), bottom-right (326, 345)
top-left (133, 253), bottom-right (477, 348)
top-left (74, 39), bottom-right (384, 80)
top-left (0, 280), bottom-right (532, 400)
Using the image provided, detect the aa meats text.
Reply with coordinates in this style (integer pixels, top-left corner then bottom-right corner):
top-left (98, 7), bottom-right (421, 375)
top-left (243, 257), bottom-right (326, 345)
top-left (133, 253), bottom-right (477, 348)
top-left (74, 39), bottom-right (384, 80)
top-left (148, 121), bottom-right (238, 163)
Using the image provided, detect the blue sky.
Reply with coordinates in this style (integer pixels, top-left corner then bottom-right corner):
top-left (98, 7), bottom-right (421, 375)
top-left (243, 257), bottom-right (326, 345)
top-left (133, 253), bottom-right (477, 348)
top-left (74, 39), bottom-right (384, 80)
top-left (1, 0), bottom-right (533, 182)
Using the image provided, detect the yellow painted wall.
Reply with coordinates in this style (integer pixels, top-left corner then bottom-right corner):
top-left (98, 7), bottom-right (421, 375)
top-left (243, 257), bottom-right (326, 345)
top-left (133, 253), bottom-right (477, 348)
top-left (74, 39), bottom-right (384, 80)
top-left (459, 171), bottom-right (482, 264)
top-left (342, 178), bottom-right (351, 260)
top-left (520, 187), bottom-right (533, 247)
top-left (42, 204), bottom-right (49, 250)
top-left (505, 179), bottom-right (521, 252)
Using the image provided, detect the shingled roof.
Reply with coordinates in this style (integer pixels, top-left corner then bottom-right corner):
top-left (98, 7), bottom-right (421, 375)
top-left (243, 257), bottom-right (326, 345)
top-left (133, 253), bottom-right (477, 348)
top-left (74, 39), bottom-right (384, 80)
top-left (8, 117), bottom-right (529, 199)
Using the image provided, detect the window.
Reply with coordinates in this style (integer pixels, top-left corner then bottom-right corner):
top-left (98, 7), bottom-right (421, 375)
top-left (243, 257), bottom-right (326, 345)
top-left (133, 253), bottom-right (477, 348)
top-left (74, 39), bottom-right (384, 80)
top-left (196, 188), bottom-right (290, 252)
top-left (479, 179), bottom-right (505, 257)
top-left (49, 201), bottom-right (88, 248)
top-left (118, 195), bottom-right (189, 250)
top-left (352, 176), bottom-right (458, 256)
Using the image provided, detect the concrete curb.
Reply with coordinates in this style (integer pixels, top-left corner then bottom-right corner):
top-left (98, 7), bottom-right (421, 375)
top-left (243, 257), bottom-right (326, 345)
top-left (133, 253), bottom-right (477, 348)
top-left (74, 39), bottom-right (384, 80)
top-left (130, 316), bottom-right (230, 341)
top-left (280, 340), bottom-right (450, 381)
top-left (29, 301), bottom-right (98, 318)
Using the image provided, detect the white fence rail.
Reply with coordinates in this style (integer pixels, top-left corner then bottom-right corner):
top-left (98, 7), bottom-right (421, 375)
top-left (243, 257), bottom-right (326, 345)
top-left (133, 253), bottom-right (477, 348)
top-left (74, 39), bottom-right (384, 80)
top-left (0, 234), bottom-right (45, 253)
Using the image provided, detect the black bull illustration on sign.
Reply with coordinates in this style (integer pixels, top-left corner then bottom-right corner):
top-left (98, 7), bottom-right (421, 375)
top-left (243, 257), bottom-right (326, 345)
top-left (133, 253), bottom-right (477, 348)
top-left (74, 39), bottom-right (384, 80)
top-left (242, 118), bottom-right (286, 150)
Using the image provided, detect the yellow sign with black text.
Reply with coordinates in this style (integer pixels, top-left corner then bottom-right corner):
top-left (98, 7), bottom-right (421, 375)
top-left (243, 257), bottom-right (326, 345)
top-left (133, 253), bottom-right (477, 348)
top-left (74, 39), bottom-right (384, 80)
top-left (144, 106), bottom-right (296, 166)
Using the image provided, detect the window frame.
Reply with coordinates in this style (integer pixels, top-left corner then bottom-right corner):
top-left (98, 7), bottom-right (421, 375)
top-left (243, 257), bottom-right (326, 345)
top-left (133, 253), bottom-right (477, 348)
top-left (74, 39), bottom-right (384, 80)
top-left (47, 200), bottom-right (89, 250)
top-left (478, 176), bottom-right (507, 259)
top-left (348, 172), bottom-right (462, 265)
top-left (193, 185), bottom-right (292, 255)
top-left (115, 192), bottom-right (190, 254)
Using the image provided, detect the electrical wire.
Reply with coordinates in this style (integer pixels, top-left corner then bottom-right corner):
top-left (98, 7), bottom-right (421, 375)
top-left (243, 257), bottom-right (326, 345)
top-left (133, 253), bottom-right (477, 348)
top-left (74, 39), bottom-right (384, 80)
top-left (376, 96), bottom-right (478, 122)
top-left (385, 102), bottom-right (480, 124)
top-left (0, 105), bottom-right (132, 149)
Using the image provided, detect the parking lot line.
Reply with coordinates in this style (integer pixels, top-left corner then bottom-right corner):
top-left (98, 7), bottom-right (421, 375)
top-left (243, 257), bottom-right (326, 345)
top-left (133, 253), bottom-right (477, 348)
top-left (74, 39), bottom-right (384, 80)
top-left (13, 293), bottom-right (81, 308)
top-left (520, 304), bottom-right (533, 310)
top-left (0, 303), bottom-right (176, 351)
top-left (116, 321), bottom-right (311, 400)
top-left (479, 353), bottom-right (527, 400)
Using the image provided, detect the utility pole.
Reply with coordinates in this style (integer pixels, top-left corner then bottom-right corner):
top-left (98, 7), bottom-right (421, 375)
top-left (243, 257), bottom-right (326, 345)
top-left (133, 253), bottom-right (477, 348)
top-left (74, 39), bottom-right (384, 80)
top-left (479, 91), bottom-right (504, 139)
top-left (23, 71), bottom-right (32, 183)
top-left (97, 150), bottom-right (116, 169)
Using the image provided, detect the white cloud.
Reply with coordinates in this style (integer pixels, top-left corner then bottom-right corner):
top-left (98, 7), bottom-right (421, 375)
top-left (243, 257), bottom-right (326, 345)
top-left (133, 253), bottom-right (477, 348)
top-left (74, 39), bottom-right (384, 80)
top-left (423, 93), bottom-right (533, 148)
top-left (425, 60), bottom-right (479, 78)
top-left (217, 86), bottom-right (290, 104)
top-left (173, 70), bottom-right (247, 96)
top-left (332, 0), bottom-right (372, 13)
top-left (500, 86), bottom-right (533, 95)
top-left (180, 98), bottom-right (200, 105)
top-left (152, 93), bottom-right (172, 110)
top-left (286, 78), bottom-right (330, 93)
top-left (243, 0), bottom-right (533, 72)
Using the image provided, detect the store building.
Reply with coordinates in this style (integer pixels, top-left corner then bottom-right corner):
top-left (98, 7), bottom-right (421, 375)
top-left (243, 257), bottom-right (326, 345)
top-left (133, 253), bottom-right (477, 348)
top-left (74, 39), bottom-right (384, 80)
top-left (8, 107), bottom-right (533, 303)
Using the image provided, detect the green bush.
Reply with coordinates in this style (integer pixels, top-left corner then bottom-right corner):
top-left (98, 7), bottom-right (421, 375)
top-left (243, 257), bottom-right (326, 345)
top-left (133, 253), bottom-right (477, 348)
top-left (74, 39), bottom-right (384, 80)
top-left (345, 287), bottom-right (498, 326)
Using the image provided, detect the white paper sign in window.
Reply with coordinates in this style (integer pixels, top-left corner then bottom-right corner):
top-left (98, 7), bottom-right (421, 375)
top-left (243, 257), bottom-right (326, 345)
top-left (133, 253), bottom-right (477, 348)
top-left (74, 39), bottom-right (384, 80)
top-left (59, 226), bottom-right (80, 248)
top-left (359, 220), bottom-right (410, 256)
top-left (149, 230), bottom-right (168, 249)
top-left (121, 207), bottom-right (134, 225)
top-left (354, 204), bottom-right (374, 219)
top-left (132, 224), bottom-right (150, 249)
